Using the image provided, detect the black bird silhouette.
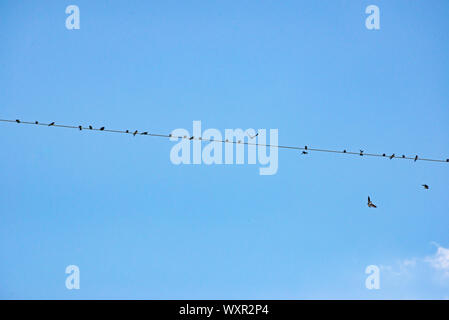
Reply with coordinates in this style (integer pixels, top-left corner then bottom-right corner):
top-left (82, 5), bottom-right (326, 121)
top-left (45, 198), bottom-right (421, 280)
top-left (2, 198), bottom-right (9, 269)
top-left (301, 151), bottom-right (308, 155)
top-left (402, 155), bottom-right (405, 158)
top-left (133, 130), bottom-right (138, 136)
top-left (100, 127), bottom-right (105, 131)
top-left (422, 184), bottom-right (429, 190)
top-left (360, 150), bottom-right (364, 156)
top-left (305, 146), bottom-right (308, 150)
top-left (89, 126), bottom-right (93, 130)
top-left (367, 196), bottom-right (377, 208)
top-left (189, 136), bottom-right (194, 140)
top-left (382, 153), bottom-right (386, 157)
top-left (126, 130), bottom-right (129, 133)
top-left (78, 126), bottom-right (82, 130)
top-left (35, 121), bottom-right (39, 124)
top-left (15, 119), bottom-right (20, 123)
top-left (343, 150), bottom-right (346, 153)
top-left (389, 154), bottom-right (395, 159)
top-left (446, 159), bottom-right (449, 162)
top-left (414, 155), bottom-right (418, 162)
top-left (48, 122), bottom-right (55, 126)
top-left (141, 132), bottom-right (148, 135)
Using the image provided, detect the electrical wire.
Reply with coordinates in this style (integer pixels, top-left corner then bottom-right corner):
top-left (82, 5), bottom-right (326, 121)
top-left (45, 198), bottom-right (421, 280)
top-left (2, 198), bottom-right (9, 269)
top-left (1, 118), bottom-right (448, 163)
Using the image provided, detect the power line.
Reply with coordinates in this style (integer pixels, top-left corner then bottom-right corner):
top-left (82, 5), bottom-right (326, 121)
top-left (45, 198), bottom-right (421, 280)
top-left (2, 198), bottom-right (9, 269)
top-left (1, 118), bottom-right (448, 163)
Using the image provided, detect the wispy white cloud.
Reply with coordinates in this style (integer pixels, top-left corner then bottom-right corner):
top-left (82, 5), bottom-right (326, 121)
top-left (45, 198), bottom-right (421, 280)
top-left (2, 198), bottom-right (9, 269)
top-left (381, 243), bottom-right (449, 283)
top-left (425, 243), bottom-right (449, 277)
top-left (380, 258), bottom-right (417, 277)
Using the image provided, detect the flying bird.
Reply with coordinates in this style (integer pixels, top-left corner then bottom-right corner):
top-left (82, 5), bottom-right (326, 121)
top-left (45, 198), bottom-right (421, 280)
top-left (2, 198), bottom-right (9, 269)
top-left (422, 184), bottom-right (429, 190)
top-left (389, 154), bottom-right (395, 159)
top-left (367, 196), bottom-right (377, 208)
top-left (301, 151), bottom-right (308, 155)
top-left (15, 119), bottom-right (20, 123)
top-left (414, 155), bottom-right (418, 162)
top-left (48, 122), bottom-right (55, 126)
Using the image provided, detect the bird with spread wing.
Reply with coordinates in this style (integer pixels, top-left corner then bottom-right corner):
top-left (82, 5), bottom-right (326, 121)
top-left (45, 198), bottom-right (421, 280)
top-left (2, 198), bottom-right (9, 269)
top-left (367, 196), bottom-right (377, 208)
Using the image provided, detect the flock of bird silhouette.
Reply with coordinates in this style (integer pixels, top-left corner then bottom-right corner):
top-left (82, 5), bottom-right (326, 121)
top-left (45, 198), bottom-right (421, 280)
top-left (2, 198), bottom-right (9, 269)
top-left (366, 184), bottom-right (430, 209)
top-left (299, 144), bottom-right (433, 209)
top-left (9, 119), bottom-right (442, 209)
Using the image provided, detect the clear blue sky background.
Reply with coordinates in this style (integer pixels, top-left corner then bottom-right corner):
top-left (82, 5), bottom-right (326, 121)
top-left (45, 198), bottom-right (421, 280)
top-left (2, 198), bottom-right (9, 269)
top-left (1, 0), bottom-right (448, 299)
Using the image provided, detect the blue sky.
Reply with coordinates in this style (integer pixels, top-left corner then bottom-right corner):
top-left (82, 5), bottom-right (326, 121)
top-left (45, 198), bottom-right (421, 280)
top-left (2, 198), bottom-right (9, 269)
top-left (0, 0), bottom-right (448, 299)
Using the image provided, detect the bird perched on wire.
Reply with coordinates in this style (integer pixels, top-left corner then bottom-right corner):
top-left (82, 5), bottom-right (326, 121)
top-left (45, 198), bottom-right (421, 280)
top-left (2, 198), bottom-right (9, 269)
top-left (422, 184), bottom-right (429, 190)
top-left (141, 132), bottom-right (148, 135)
top-left (78, 126), bottom-right (82, 131)
top-left (35, 121), bottom-right (39, 124)
top-left (382, 153), bottom-right (386, 157)
top-left (360, 150), bottom-right (364, 156)
top-left (343, 150), bottom-right (346, 153)
top-left (15, 119), bottom-right (20, 123)
top-left (389, 154), bottom-right (395, 159)
top-left (367, 196), bottom-right (377, 208)
top-left (133, 130), bottom-right (138, 136)
top-left (89, 126), bottom-right (93, 130)
top-left (126, 130), bottom-right (129, 133)
top-left (414, 155), bottom-right (418, 162)
top-left (48, 122), bottom-right (55, 126)
top-left (305, 146), bottom-right (308, 150)
top-left (189, 136), bottom-right (194, 140)
top-left (100, 127), bottom-right (105, 131)
top-left (402, 155), bottom-right (406, 158)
